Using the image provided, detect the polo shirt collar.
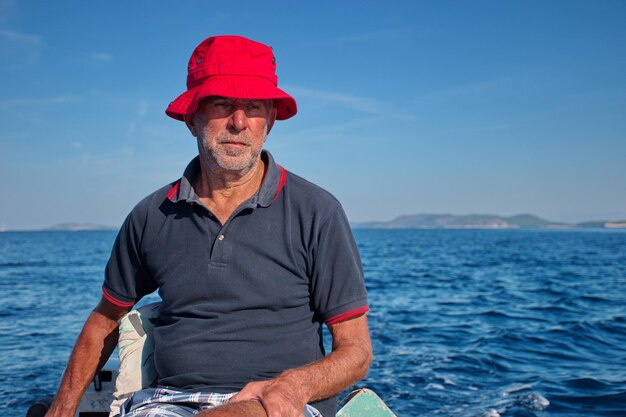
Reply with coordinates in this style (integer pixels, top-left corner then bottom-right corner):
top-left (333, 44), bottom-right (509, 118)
top-left (166, 150), bottom-right (286, 208)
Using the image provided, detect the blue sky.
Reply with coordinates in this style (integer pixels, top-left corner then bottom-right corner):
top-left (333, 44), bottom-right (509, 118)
top-left (1, 1), bottom-right (625, 229)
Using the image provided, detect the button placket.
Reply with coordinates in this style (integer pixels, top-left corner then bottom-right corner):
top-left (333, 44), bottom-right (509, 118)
top-left (202, 209), bottom-right (223, 266)
top-left (208, 201), bottom-right (251, 266)
top-left (209, 223), bottom-right (230, 265)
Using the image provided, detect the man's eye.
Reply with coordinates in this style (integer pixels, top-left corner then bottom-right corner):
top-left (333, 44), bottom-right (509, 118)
top-left (215, 102), bottom-right (231, 108)
top-left (247, 101), bottom-right (264, 110)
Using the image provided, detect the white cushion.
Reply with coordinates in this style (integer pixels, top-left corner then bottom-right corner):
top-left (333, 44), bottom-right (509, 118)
top-left (109, 302), bottom-right (160, 417)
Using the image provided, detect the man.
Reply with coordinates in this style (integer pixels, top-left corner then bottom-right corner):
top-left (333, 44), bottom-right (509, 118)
top-left (46, 35), bottom-right (371, 417)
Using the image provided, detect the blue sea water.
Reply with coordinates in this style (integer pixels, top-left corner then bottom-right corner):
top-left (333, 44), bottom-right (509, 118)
top-left (1, 229), bottom-right (625, 416)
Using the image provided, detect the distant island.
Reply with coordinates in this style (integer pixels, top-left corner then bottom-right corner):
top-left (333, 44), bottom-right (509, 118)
top-left (3, 215), bottom-right (626, 232)
top-left (354, 213), bottom-right (626, 230)
top-left (42, 223), bottom-right (118, 232)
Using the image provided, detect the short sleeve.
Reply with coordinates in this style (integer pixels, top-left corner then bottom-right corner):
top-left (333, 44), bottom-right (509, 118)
top-left (310, 204), bottom-right (369, 325)
top-left (103, 206), bottom-right (157, 307)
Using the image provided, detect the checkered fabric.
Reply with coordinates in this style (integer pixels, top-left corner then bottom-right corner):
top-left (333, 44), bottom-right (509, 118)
top-left (117, 387), bottom-right (322, 417)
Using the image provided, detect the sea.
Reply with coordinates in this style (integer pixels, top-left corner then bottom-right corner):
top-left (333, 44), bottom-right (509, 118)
top-left (1, 228), bottom-right (625, 417)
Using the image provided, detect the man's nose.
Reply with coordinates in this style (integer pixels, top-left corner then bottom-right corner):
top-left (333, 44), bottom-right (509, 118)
top-left (229, 107), bottom-right (247, 132)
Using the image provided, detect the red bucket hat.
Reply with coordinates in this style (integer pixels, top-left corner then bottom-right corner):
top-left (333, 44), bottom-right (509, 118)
top-left (166, 35), bottom-right (297, 121)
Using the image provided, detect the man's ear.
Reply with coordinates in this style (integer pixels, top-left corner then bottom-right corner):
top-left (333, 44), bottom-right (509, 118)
top-left (265, 105), bottom-right (278, 136)
top-left (184, 114), bottom-right (198, 137)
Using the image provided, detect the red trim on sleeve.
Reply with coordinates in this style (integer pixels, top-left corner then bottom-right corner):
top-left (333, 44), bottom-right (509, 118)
top-left (166, 180), bottom-right (181, 202)
top-left (273, 165), bottom-right (287, 201)
top-left (325, 305), bottom-right (369, 325)
top-left (102, 286), bottom-right (135, 308)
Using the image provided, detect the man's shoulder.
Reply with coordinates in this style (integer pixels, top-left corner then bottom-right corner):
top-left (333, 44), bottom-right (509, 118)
top-left (283, 170), bottom-right (341, 209)
top-left (128, 180), bottom-right (179, 220)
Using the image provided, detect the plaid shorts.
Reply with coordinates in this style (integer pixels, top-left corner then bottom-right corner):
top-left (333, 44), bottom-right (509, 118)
top-left (118, 387), bottom-right (322, 417)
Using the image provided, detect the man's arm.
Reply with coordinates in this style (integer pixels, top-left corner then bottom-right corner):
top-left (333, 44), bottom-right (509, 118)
top-left (227, 314), bottom-right (372, 417)
top-left (45, 296), bottom-right (131, 417)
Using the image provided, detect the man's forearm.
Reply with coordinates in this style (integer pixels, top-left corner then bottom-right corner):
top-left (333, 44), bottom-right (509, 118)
top-left (279, 315), bottom-right (372, 403)
top-left (46, 307), bottom-right (122, 417)
top-left (229, 315), bottom-right (372, 417)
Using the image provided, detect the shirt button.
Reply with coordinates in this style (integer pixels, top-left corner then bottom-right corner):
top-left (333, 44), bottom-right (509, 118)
top-left (218, 234), bottom-right (225, 241)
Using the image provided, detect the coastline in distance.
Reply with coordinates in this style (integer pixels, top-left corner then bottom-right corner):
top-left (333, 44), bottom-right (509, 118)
top-left (353, 213), bottom-right (626, 230)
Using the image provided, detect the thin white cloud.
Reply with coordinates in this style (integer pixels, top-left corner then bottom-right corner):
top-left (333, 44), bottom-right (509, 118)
top-left (127, 100), bottom-right (149, 137)
top-left (0, 95), bottom-right (82, 109)
top-left (277, 115), bottom-right (385, 143)
top-left (413, 77), bottom-right (514, 104)
top-left (86, 146), bottom-right (135, 169)
top-left (299, 29), bottom-right (403, 49)
top-left (286, 85), bottom-right (385, 114)
top-left (335, 29), bottom-right (402, 44)
top-left (0, 28), bottom-right (41, 45)
top-left (61, 146), bottom-right (135, 170)
top-left (0, 28), bottom-right (43, 68)
top-left (91, 52), bottom-right (113, 62)
top-left (0, 0), bottom-right (17, 24)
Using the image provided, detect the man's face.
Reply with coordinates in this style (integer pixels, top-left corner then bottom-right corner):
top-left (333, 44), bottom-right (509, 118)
top-left (187, 96), bottom-right (277, 173)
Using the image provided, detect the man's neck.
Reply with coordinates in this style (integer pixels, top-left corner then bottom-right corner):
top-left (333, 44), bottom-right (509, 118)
top-left (194, 157), bottom-right (266, 224)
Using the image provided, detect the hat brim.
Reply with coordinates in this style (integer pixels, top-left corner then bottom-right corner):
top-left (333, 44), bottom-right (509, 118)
top-left (166, 75), bottom-right (297, 121)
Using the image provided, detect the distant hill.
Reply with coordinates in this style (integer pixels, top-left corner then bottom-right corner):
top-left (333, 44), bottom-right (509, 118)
top-left (354, 213), bottom-right (623, 229)
top-left (43, 223), bottom-right (117, 231)
top-left (6, 216), bottom-right (624, 232)
top-left (577, 220), bottom-right (626, 229)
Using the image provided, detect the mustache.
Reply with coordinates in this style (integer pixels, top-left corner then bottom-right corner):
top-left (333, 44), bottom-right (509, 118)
top-left (216, 133), bottom-right (253, 145)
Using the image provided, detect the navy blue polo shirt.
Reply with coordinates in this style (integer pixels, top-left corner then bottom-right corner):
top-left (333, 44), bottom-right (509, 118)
top-left (103, 150), bottom-right (368, 417)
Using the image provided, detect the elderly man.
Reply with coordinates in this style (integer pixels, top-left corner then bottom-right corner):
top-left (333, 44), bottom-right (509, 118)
top-left (46, 35), bottom-right (371, 417)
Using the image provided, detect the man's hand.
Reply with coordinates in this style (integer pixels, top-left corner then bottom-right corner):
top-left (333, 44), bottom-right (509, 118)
top-left (229, 374), bottom-right (308, 417)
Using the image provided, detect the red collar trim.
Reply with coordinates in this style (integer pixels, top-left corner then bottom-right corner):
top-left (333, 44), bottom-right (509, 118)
top-left (167, 180), bottom-right (181, 202)
top-left (273, 165), bottom-right (287, 202)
